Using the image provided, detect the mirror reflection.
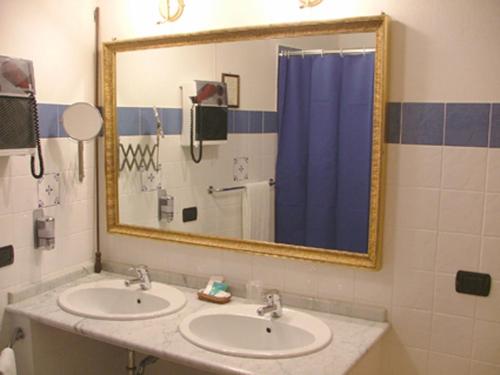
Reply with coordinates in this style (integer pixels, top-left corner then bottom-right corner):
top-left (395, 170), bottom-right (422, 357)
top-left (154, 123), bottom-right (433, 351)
top-left (116, 32), bottom-right (376, 254)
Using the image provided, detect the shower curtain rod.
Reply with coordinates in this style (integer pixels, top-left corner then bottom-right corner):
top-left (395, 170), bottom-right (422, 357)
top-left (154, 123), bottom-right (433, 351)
top-left (279, 48), bottom-right (375, 57)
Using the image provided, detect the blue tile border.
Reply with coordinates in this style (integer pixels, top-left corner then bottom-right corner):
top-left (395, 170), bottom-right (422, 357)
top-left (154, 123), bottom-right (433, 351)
top-left (263, 111), bottom-right (278, 133)
top-left (117, 107), bottom-right (140, 136)
top-left (386, 102), bottom-right (499, 148)
top-left (38, 104), bottom-right (59, 138)
top-left (489, 104), bottom-right (500, 148)
top-left (161, 108), bottom-right (182, 135)
top-left (36, 104), bottom-right (277, 138)
top-left (233, 110), bottom-right (250, 133)
top-left (38, 101), bottom-right (500, 147)
top-left (386, 103), bottom-right (401, 144)
top-left (115, 107), bottom-right (278, 136)
top-left (249, 111), bottom-right (263, 133)
top-left (401, 103), bottom-right (444, 145)
top-left (445, 103), bottom-right (490, 147)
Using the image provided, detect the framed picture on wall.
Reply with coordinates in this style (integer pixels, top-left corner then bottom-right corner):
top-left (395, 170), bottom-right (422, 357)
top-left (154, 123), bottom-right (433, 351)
top-left (222, 73), bottom-right (240, 108)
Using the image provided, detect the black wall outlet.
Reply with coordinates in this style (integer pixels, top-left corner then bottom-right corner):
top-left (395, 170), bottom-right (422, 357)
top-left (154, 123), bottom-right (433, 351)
top-left (183, 207), bottom-right (197, 222)
top-left (456, 270), bottom-right (491, 297)
top-left (0, 245), bottom-right (14, 268)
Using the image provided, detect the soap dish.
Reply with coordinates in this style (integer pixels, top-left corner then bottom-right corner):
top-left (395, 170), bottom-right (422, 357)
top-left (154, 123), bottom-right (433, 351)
top-left (197, 290), bottom-right (231, 304)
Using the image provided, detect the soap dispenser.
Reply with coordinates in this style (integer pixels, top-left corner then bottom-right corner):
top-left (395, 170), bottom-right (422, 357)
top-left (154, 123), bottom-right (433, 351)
top-left (34, 209), bottom-right (55, 250)
top-left (158, 189), bottom-right (174, 222)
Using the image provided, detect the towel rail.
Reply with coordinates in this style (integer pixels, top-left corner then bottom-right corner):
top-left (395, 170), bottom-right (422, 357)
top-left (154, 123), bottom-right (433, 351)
top-left (208, 179), bottom-right (275, 194)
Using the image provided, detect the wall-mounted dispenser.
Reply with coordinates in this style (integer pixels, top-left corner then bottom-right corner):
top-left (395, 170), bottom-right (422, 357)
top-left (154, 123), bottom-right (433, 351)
top-left (33, 208), bottom-right (55, 250)
top-left (180, 80), bottom-right (228, 163)
top-left (0, 55), bottom-right (44, 179)
top-left (158, 189), bottom-right (174, 222)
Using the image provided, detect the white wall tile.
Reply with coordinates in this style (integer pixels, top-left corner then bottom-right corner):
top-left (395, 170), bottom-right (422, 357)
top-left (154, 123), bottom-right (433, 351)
top-left (389, 344), bottom-right (428, 375)
top-left (316, 263), bottom-right (354, 301)
top-left (13, 211), bottom-right (35, 249)
top-left (283, 260), bottom-right (317, 296)
top-left (433, 273), bottom-right (475, 317)
top-left (391, 307), bottom-right (432, 349)
top-left (251, 255), bottom-right (285, 290)
top-left (12, 176), bottom-right (38, 213)
top-left (385, 187), bottom-right (440, 230)
top-left (439, 191), bottom-right (484, 234)
top-left (221, 251), bottom-right (253, 284)
top-left (181, 247), bottom-right (223, 278)
top-left (484, 194), bottom-right (500, 237)
top-left (386, 145), bottom-right (442, 188)
top-left (354, 266), bottom-right (393, 309)
top-left (430, 313), bottom-right (474, 357)
top-left (470, 361), bottom-right (500, 375)
top-left (8, 155), bottom-right (31, 177)
top-left (475, 281), bottom-right (500, 323)
top-left (393, 269), bottom-right (434, 310)
top-left (0, 178), bottom-right (13, 215)
top-left (486, 149), bottom-right (500, 193)
top-left (436, 232), bottom-right (480, 273)
top-left (480, 237), bottom-right (500, 278)
top-left (0, 138), bottom-right (95, 304)
top-left (473, 320), bottom-right (500, 366)
top-left (0, 214), bottom-right (14, 248)
top-left (389, 229), bottom-right (437, 272)
top-left (427, 352), bottom-right (470, 375)
top-left (442, 147), bottom-right (487, 191)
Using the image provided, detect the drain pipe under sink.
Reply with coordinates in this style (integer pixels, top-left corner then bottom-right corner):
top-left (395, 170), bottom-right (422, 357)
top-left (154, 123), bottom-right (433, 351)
top-left (126, 350), bottom-right (136, 375)
top-left (126, 350), bottom-right (159, 375)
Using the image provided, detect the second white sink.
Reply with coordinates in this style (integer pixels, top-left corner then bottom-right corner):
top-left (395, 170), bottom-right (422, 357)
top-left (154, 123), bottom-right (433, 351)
top-left (58, 279), bottom-right (186, 320)
top-left (179, 304), bottom-right (332, 358)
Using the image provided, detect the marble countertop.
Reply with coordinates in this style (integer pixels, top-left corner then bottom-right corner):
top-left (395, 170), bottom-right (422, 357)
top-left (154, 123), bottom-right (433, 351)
top-left (6, 272), bottom-right (389, 375)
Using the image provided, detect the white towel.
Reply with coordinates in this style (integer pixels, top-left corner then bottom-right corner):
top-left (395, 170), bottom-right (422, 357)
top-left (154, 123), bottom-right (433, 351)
top-left (242, 181), bottom-right (273, 242)
top-left (0, 348), bottom-right (17, 375)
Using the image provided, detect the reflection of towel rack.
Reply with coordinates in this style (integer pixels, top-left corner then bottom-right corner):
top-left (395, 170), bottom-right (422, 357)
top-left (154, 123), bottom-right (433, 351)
top-left (9, 327), bottom-right (24, 348)
top-left (208, 179), bottom-right (275, 194)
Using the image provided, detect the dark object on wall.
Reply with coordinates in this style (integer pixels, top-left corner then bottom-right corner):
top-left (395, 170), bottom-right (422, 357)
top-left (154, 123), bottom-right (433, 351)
top-left (456, 270), bottom-right (491, 297)
top-left (221, 73), bottom-right (240, 108)
top-left (0, 245), bottom-right (14, 268)
top-left (183, 207), bottom-right (197, 222)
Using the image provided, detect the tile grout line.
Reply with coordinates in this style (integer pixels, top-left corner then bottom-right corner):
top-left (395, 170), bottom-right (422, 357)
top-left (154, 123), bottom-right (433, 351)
top-left (399, 102), bottom-right (403, 144)
top-left (469, 103), bottom-right (496, 366)
top-left (426, 101), bottom-right (448, 372)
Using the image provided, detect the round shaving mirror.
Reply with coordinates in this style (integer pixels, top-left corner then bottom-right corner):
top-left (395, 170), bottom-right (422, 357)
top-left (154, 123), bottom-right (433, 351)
top-left (62, 102), bottom-right (103, 141)
top-left (62, 102), bottom-right (103, 182)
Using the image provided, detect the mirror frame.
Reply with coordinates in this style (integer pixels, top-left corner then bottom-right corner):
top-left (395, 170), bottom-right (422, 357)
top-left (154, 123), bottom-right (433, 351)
top-left (102, 14), bottom-right (389, 269)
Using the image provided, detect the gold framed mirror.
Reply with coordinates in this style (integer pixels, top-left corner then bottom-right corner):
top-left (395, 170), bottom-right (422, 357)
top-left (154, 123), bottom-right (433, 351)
top-left (103, 15), bottom-right (389, 269)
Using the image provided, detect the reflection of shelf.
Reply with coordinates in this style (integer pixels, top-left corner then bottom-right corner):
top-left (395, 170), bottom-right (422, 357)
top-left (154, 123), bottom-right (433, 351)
top-left (0, 148), bottom-right (35, 157)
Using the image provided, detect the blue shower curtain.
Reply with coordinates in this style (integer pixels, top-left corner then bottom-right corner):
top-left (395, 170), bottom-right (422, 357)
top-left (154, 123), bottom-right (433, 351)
top-left (275, 52), bottom-right (374, 253)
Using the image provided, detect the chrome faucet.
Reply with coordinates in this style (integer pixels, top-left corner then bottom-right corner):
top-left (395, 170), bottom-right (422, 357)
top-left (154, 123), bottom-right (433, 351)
top-left (257, 290), bottom-right (283, 318)
top-left (124, 265), bottom-right (152, 290)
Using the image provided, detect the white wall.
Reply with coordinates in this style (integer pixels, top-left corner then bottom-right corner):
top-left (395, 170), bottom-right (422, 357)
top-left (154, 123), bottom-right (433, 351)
top-left (0, 0), bottom-right (97, 342)
top-left (98, 1), bottom-right (500, 375)
top-left (97, 0), bottom-right (500, 103)
top-left (116, 39), bottom-right (277, 110)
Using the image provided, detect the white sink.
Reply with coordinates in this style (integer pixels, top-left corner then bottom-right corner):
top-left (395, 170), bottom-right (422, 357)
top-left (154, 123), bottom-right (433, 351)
top-left (179, 304), bottom-right (332, 358)
top-left (58, 279), bottom-right (186, 320)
